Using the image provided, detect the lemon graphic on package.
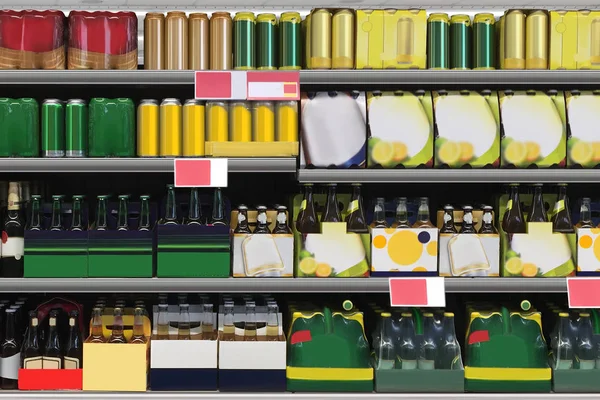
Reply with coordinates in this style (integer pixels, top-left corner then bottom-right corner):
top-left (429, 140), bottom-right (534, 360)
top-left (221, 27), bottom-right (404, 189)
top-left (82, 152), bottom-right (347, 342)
top-left (393, 142), bottom-right (408, 162)
top-left (315, 263), bottom-right (333, 278)
top-left (504, 141), bottom-right (527, 166)
top-left (570, 141), bottom-right (593, 165)
top-left (505, 257), bottom-right (523, 276)
top-left (459, 142), bottom-right (474, 162)
top-left (299, 257), bottom-right (318, 276)
top-left (372, 141), bottom-right (394, 166)
top-left (525, 142), bottom-right (541, 162)
top-left (438, 141), bottom-right (461, 165)
top-left (521, 263), bottom-right (538, 277)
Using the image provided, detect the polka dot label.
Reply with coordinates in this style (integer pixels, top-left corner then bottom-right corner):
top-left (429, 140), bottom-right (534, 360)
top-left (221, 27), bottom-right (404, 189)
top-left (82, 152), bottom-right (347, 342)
top-left (371, 227), bottom-right (438, 274)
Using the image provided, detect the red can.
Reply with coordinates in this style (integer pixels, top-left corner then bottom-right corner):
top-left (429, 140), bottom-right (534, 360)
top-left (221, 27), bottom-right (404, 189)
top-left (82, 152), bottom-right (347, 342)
top-left (68, 11), bottom-right (138, 70)
top-left (0, 10), bottom-right (66, 69)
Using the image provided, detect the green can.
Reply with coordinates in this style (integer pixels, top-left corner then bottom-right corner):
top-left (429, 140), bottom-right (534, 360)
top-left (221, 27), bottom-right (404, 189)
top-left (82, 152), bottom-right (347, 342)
top-left (427, 13), bottom-right (450, 69)
top-left (473, 13), bottom-right (496, 70)
top-left (233, 12), bottom-right (256, 70)
top-left (280, 12), bottom-right (302, 70)
top-left (42, 99), bottom-right (65, 158)
top-left (89, 98), bottom-right (135, 157)
top-left (0, 98), bottom-right (39, 157)
top-left (66, 99), bottom-right (88, 158)
top-left (257, 13), bottom-right (277, 70)
top-left (450, 14), bottom-right (472, 70)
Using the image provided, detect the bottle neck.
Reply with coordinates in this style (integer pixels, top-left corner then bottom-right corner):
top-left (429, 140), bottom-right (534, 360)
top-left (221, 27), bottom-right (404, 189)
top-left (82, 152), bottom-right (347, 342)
top-left (374, 201), bottom-right (386, 223)
top-left (132, 313), bottom-right (145, 337)
top-left (91, 311), bottom-right (104, 337)
top-left (112, 314), bottom-right (124, 336)
top-left (71, 198), bottom-right (83, 230)
top-left (276, 211), bottom-right (288, 230)
top-left (69, 318), bottom-right (80, 341)
top-left (30, 199), bottom-right (41, 229)
top-left (443, 317), bottom-right (456, 340)
top-left (139, 198), bottom-right (151, 229)
top-left (117, 198), bottom-right (128, 229)
top-left (212, 189), bottom-right (225, 222)
top-left (188, 189), bottom-right (201, 222)
top-left (165, 188), bottom-right (177, 221)
top-left (50, 199), bottom-right (62, 229)
top-left (96, 199), bottom-right (107, 229)
top-left (395, 203), bottom-right (409, 223)
top-left (417, 203), bottom-right (430, 222)
top-left (581, 201), bottom-right (592, 223)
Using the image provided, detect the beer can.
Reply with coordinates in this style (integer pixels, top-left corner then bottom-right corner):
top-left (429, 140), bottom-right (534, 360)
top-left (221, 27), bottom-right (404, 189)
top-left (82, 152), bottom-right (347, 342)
top-left (65, 99), bottom-right (88, 158)
top-left (210, 12), bottom-right (233, 70)
top-left (473, 13), bottom-right (496, 70)
top-left (450, 14), bottom-right (472, 70)
top-left (183, 99), bottom-right (205, 156)
top-left (144, 13), bottom-right (165, 70)
top-left (332, 10), bottom-right (354, 69)
top-left (166, 11), bottom-right (188, 70)
top-left (310, 9), bottom-right (332, 69)
top-left (280, 12), bottom-right (301, 70)
top-left (276, 101), bottom-right (298, 142)
top-left (42, 99), bottom-right (65, 158)
top-left (159, 98), bottom-right (182, 157)
top-left (504, 10), bottom-right (525, 69)
top-left (525, 11), bottom-right (548, 70)
top-left (189, 13), bottom-right (209, 70)
top-left (253, 101), bottom-right (275, 142)
top-left (233, 12), bottom-right (256, 70)
top-left (498, 15), bottom-right (505, 69)
top-left (592, 18), bottom-right (600, 65)
top-left (304, 14), bottom-right (312, 68)
top-left (230, 101), bottom-right (252, 142)
top-left (137, 99), bottom-right (159, 157)
top-left (206, 101), bottom-right (229, 142)
top-left (397, 17), bottom-right (414, 64)
top-left (257, 13), bottom-right (277, 70)
top-left (427, 13), bottom-right (449, 69)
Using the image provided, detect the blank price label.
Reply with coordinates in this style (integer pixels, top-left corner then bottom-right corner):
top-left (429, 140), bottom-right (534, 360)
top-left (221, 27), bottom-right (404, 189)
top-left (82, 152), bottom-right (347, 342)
top-left (389, 277), bottom-right (446, 308)
top-left (567, 278), bottom-right (600, 308)
top-left (195, 71), bottom-right (247, 100)
top-left (174, 159), bottom-right (228, 188)
top-left (247, 71), bottom-right (300, 101)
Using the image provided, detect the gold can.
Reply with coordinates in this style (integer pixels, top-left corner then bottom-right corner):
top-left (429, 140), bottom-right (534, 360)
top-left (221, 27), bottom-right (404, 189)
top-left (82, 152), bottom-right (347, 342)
top-left (189, 13), bottom-right (209, 70)
top-left (304, 14), bottom-right (311, 68)
top-left (310, 9), bottom-right (332, 69)
top-left (230, 102), bottom-right (252, 142)
top-left (498, 15), bottom-right (505, 69)
top-left (525, 11), bottom-right (548, 70)
top-left (137, 99), bottom-right (159, 156)
top-left (165, 11), bottom-right (188, 70)
top-left (144, 13), bottom-right (165, 70)
top-left (183, 99), bottom-right (205, 156)
top-left (160, 98), bottom-right (183, 157)
top-left (504, 10), bottom-right (525, 69)
top-left (253, 101), bottom-right (275, 142)
top-left (276, 101), bottom-right (298, 142)
top-left (210, 12), bottom-right (233, 70)
top-left (206, 101), bottom-right (229, 141)
top-left (332, 10), bottom-right (354, 69)
top-left (592, 18), bottom-right (600, 65)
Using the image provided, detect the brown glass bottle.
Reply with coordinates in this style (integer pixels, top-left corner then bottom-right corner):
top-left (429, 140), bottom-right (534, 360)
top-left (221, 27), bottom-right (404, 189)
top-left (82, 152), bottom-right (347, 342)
top-left (479, 205), bottom-right (498, 234)
top-left (502, 184), bottom-right (526, 233)
top-left (2, 309), bottom-right (19, 388)
top-left (392, 197), bottom-right (411, 229)
top-left (440, 205), bottom-right (457, 233)
top-left (88, 307), bottom-right (106, 343)
top-left (528, 184), bottom-right (548, 223)
top-left (370, 198), bottom-right (388, 228)
top-left (577, 198), bottom-right (594, 228)
top-left (296, 184), bottom-right (319, 233)
top-left (108, 308), bottom-right (127, 344)
top-left (322, 184), bottom-right (342, 223)
top-left (460, 206), bottom-right (477, 233)
top-left (234, 205), bottom-right (252, 233)
top-left (345, 184), bottom-right (368, 233)
top-left (254, 205), bottom-right (271, 234)
top-left (551, 184), bottom-right (574, 233)
top-left (21, 311), bottom-right (41, 369)
top-left (64, 310), bottom-right (83, 369)
top-left (43, 311), bottom-right (63, 369)
top-left (412, 197), bottom-right (435, 228)
top-left (273, 206), bottom-right (292, 234)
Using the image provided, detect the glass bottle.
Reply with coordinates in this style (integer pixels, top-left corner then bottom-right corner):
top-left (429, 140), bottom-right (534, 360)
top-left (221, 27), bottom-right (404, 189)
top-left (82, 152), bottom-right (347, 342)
top-left (254, 205), bottom-right (271, 234)
top-left (95, 195), bottom-right (109, 231)
top-left (398, 312), bottom-right (417, 370)
top-left (244, 301), bottom-right (257, 342)
top-left (108, 308), bottom-right (127, 344)
top-left (164, 184), bottom-right (178, 225)
top-left (2, 183), bottom-right (24, 278)
top-left (1, 308), bottom-right (18, 388)
top-left (234, 205), bottom-right (252, 233)
top-left (210, 188), bottom-right (227, 226)
top-left (64, 310), bottom-right (83, 369)
top-left (322, 184), bottom-right (342, 223)
top-left (130, 308), bottom-right (148, 344)
top-left (43, 310), bottom-right (63, 369)
top-left (392, 197), bottom-right (411, 229)
top-left (49, 194), bottom-right (63, 231)
top-left (88, 307), bottom-right (106, 343)
top-left (345, 183), bottom-right (369, 233)
top-left (222, 301), bottom-right (236, 342)
top-left (461, 206), bottom-right (477, 234)
top-left (202, 304), bottom-right (214, 340)
top-left (377, 312), bottom-right (396, 369)
top-left (479, 205), bottom-right (498, 234)
top-left (418, 313), bottom-right (438, 370)
top-left (28, 195), bottom-right (42, 231)
top-left (556, 312), bottom-right (573, 369)
top-left (296, 184), bottom-right (319, 233)
top-left (578, 198), bottom-right (594, 229)
top-left (577, 313), bottom-right (595, 370)
top-left (273, 205), bottom-right (292, 234)
top-left (528, 184), bottom-right (548, 223)
top-left (552, 183), bottom-right (574, 233)
top-left (177, 304), bottom-right (191, 340)
top-left (412, 197), bottom-right (435, 228)
top-left (70, 195), bottom-right (85, 231)
top-left (371, 197), bottom-right (387, 228)
top-left (186, 188), bottom-right (202, 225)
top-left (157, 304), bottom-right (170, 340)
top-left (502, 183), bottom-right (526, 233)
top-left (266, 303), bottom-right (279, 342)
top-left (21, 311), bottom-right (41, 369)
top-left (440, 205), bottom-right (457, 233)
top-left (439, 312), bottom-right (462, 370)
top-left (117, 195), bottom-right (129, 231)
top-left (138, 195), bottom-right (151, 231)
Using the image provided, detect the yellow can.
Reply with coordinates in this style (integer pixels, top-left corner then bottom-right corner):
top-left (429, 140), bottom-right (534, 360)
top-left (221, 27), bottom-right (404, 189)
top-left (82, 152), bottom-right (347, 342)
top-left (159, 98), bottom-right (182, 157)
top-left (276, 101), bottom-right (298, 142)
top-left (230, 101), bottom-right (252, 142)
top-left (183, 99), bottom-right (205, 156)
top-left (310, 9), bottom-right (332, 69)
top-left (525, 11), bottom-right (548, 70)
top-left (206, 101), bottom-right (229, 141)
top-left (137, 99), bottom-right (159, 157)
top-left (332, 9), bottom-right (354, 69)
top-left (504, 10), bottom-right (525, 69)
top-left (253, 101), bottom-right (275, 142)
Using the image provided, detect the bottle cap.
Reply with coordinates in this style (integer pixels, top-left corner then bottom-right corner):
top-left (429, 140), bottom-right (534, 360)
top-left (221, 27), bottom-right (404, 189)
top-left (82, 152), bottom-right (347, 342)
top-left (342, 300), bottom-right (353, 311)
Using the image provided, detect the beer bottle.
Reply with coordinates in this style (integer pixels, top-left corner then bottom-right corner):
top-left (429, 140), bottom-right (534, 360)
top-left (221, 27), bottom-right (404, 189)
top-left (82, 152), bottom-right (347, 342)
top-left (202, 304), bottom-right (214, 340)
top-left (371, 198), bottom-right (387, 228)
top-left (108, 307), bottom-right (127, 344)
top-left (440, 205), bottom-right (457, 233)
top-left (413, 197), bottom-right (435, 228)
top-left (296, 184), bottom-right (319, 234)
top-left (254, 205), bottom-right (271, 234)
top-left (418, 313), bottom-right (438, 370)
top-left (177, 304), bottom-right (191, 340)
top-left (576, 313), bottom-right (595, 369)
top-left (234, 205), bottom-right (252, 233)
top-left (95, 195), bottom-right (109, 231)
top-left (186, 188), bottom-right (202, 226)
top-left (20, 181), bottom-right (30, 210)
top-left (64, 310), bottom-right (83, 369)
top-left (156, 304), bottom-right (170, 340)
top-left (552, 184), bottom-right (574, 233)
top-left (392, 197), bottom-right (411, 229)
top-left (377, 312), bottom-right (396, 369)
top-left (28, 195), bottom-right (42, 231)
top-left (439, 312), bottom-right (462, 370)
top-left (138, 195), bottom-right (151, 231)
top-left (21, 311), bottom-right (41, 369)
top-left (49, 195), bottom-right (64, 231)
top-left (398, 312), bottom-right (417, 370)
top-left (244, 301), bottom-right (257, 342)
top-left (164, 184), bottom-right (178, 225)
top-left (556, 312), bottom-right (573, 369)
top-left (345, 184), bottom-right (368, 233)
top-left (222, 301), bottom-right (236, 341)
top-left (2, 182), bottom-right (24, 277)
top-left (1, 309), bottom-right (19, 388)
top-left (273, 206), bottom-right (292, 234)
top-left (43, 310), bottom-right (63, 369)
top-left (322, 184), bottom-right (342, 223)
top-left (577, 198), bottom-right (594, 229)
top-left (117, 195), bottom-right (129, 231)
top-left (130, 308), bottom-right (147, 344)
top-left (210, 188), bottom-right (228, 226)
top-left (478, 205), bottom-right (498, 234)
top-left (88, 307), bottom-right (106, 343)
top-left (528, 184), bottom-right (548, 223)
top-left (70, 195), bottom-right (85, 231)
top-left (502, 184), bottom-right (526, 233)
top-left (266, 303), bottom-right (279, 342)
top-left (461, 206), bottom-right (477, 233)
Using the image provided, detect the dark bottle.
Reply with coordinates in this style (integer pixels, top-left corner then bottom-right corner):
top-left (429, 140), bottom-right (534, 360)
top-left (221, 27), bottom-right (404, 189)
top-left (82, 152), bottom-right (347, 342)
top-left (117, 195), bottom-right (129, 231)
top-left (1, 309), bottom-right (19, 388)
top-left (345, 184), bottom-right (368, 233)
top-left (502, 183), bottom-right (526, 233)
top-left (186, 188), bottom-right (202, 225)
top-left (370, 198), bottom-right (388, 228)
top-left (254, 205), bottom-right (271, 234)
top-left (43, 310), bottom-right (63, 369)
top-left (439, 312), bottom-right (462, 370)
top-left (64, 310), bottom-right (83, 369)
top-left (138, 195), bottom-right (151, 231)
top-left (578, 198), bottom-right (594, 229)
top-left (479, 205), bottom-right (498, 234)
top-left (392, 197), bottom-right (411, 229)
top-left (88, 307), bottom-right (106, 343)
top-left (21, 311), bottom-right (41, 369)
top-left (2, 182), bottom-right (24, 277)
top-left (461, 206), bottom-right (477, 233)
top-left (210, 188), bottom-right (227, 226)
top-left (109, 308), bottom-right (127, 344)
top-left (95, 195), bottom-right (109, 231)
top-left (273, 205), bottom-right (292, 234)
top-left (322, 184), bottom-right (342, 223)
top-left (440, 205), bottom-right (457, 233)
top-left (234, 205), bottom-right (252, 233)
top-left (296, 184), bottom-right (319, 234)
top-left (70, 195), bottom-right (85, 231)
top-left (552, 184), bottom-right (574, 233)
top-left (528, 184), bottom-right (548, 223)
top-left (49, 195), bottom-right (64, 231)
top-left (28, 195), bottom-right (42, 231)
top-left (164, 184), bottom-right (179, 225)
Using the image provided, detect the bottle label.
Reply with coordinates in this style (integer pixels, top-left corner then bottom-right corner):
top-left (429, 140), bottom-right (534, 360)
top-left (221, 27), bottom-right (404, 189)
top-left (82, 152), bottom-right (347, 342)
top-left (579, 359), bottom-right (595, 370)
top-left (276, 212), bottom-right (287, 225)
top-left (443, 213), bottom-right (452, 223)
top-left (463, 213), bottom-right (473, 225)
top-left (2, 353), bottom-right (19, 379)
top-left (482, 212), bottom-right (493, 224)
top-left (506, 199), bottom-right (513, 211)
top-left (237, 213), bottom-right (246, 224)
top-left (417, 359), bottom-right (435, 370)
top-left (7, 192), bottom-right (19, 211)
top-left (23, 356), bottom-right (42, 369)
top-left (554, 199), bottom-right (565, 214)
top-left (400, 359), bottom-right (417, 370)
top-left (42, 356), bottom-right (62, 370)
top-left (257, 213), bottom-right (268, 224)
top-left (64, 356), bottom-right (80, 370)
top-left (377, 359), bottom-right (396, 369)
top-left (347, 200), bottom-right (359, 214)
top-left (1, 236), bottom-right (24, 260)
top-left (300, 200), bottom-right (307, 211)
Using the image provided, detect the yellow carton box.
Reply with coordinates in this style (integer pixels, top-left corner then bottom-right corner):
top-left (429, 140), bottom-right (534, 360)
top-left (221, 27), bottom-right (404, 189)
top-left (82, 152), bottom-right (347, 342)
top-left (550, 10), bottom-right (600, 70)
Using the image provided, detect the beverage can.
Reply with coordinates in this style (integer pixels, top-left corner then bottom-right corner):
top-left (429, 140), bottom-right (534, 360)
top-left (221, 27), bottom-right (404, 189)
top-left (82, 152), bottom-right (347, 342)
top-left (137, 99), bottom-right (159, 157)
top-left (276, 101), bottom-right (298, 142)
top-left (160, 98), bottom-right (183, 157)
top-left (230, 101), bottom-right (252, 142)
top-left (206, 101), bottom-right (229, 141)
top-left (505, 10), bottom-right (525, 69)
top-left (233, 12), bottom-right (256, 70)
top-left (210, 12), bottom-right (232, 70)
top-left (310, 9), bottom-right (332, 69)
top-left (253, 101), bottom-right (275, 142)
top-left (42, 99), bottom-right (65, 158)
top-left (144, 13), bottom-right (165, 70)
top-left (332, 9), bottom-right (354, 69)
top-left (473, 13), bottom-right (496, 70)
top-left (279, 12), bottom-right (301, 70)
top-left (166, 11), bottom-right (188, 70)
top-left (450, 14), bottom-right (472, 70)
top-left (183, 99), bottom-right (205, 156)
top-left (66, 99), bottom-right (88, 157)
top-left (427, 13), bottom-right (449, 69)
top-left (525, 10), bottom-right (548, 69)
top-left (189, 13), bottom-right (209, 70)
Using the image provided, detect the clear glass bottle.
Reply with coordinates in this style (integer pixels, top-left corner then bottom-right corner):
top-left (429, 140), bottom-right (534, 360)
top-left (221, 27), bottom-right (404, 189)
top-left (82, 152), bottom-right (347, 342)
top-left (439, 312), bottom-right (462, 370)
top-left (371, 197), bottom-right (387, 228)
top-left (222, 301), bottom-right (236, 342)
top-left (244, 301), bottom-right (257, 342)
top-left (578, 198), bottom-right (594, 229)
top-left (576, 313), bottom-right (595, 369)
top-left (418, 313), bottom-right (437, 370)
top-left (177, 304), bottom-right (191, 340)
top-left (392, 197), bottom-right (411, 229)
top-left (157, 304), bottom-right (170, 340)
top-left (377, 312), bottom-right (396, 369)
top-left (266, 303), bottom-right (279, 341)
top-left (398, 312), bottom-right (417, 370)
top-left (202, 304), bottom-right (214, 340)
top-left (186, 188), bottom-right (202, 225)
top-left (412, 197), bottom-right (435, 228)
top-left (130, 308), bottom-right (148, 344)
top-left (88, 307), bottom-right (106, 343)
top-left (108, 308), bottom-right (127, 344)
top-left (556, 312), bottom-right (574, 370)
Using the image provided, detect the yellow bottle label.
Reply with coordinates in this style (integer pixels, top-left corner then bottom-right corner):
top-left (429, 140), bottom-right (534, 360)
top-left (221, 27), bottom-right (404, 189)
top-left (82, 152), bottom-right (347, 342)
top-left (506, 199), bottom-right (513, 211)
top-left (300, 200), bottom-right (307, 211)
top-left (347, 200), bottom-right (359, 213)
top-left (554, 199), bottom-right (565, 214)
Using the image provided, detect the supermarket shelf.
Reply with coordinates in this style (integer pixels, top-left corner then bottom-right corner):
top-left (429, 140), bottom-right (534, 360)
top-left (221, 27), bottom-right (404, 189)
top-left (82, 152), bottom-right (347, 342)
top-left (0, 158), bottom-right (296, 173)
top-left (0, 278), bottom-right (567, 293)
top-left (298, 169), bottom-right (600, 183)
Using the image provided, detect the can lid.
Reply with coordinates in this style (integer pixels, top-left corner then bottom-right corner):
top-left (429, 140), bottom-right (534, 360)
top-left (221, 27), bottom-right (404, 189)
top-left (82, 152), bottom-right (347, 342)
top-left (166, 11), bottom-right (186, 17)
top-left (189, 13), bottom-right (208, 19)
top-left (474, 13), bottom-right (495, 24)
top-left (44, 99), bottom-right (63, 104)
top-left (140, 99), bottom-right (159, 105)
top-left (381, 312), bottom-right (392, 318)
top-left (68, 99), bottom-right (86, 104)
top-left (145, 12), bottom-right (165, 19)
top-left (428, 13), bottom-right (449, 23)
top-left (450, 14), bottom-right (471, 26)
top-left (280, 12), bottom-right (301, 22)
top-left (161, 98), bottom-right (182, 105)
top-left (257, 13), bottom-right (277, 23)
top-left (234, 11), bottom-right (255, 21)
top-left (212, 11), bottom-right (232, 19)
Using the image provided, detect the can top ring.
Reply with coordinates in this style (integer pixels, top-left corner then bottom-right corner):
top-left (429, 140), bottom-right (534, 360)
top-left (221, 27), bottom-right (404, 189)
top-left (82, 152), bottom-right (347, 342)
top-left (44, 99), bottom-right (63, 103)
top-left (474, 13), bottom-right (496, 24)
top-left (280, 12), bottom-right (301, 22)
top-left (67, 99), bottom-right (86, 104)
top-left (234, 11), bottom-right (256, 21)
top-left (211, 11), bottom-right (232, 19)
top-left (257, 13), bottom-right (277, 23)
top-left (145, 12), bottom-right (165, 19)
top-left (189, 12), bottom-right (208, 19)
top-left (166, 11), bottom-right (186, 17)
top-left (450, 14), bottom-right (471, 25)
top-left (428, 13), bottom-right (449, 23)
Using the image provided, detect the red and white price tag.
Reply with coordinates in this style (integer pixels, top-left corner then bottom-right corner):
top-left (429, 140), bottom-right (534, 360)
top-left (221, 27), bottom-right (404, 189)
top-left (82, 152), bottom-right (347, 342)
top-left (246, 71), bottom-right (300, 101)
top-left (194, 71), bottom-right (300, 101)
top-left (174, 159), bottom-right (228, 188)
top-left (388, 277), bottom-right (446, 308)
top-left (567, 277), bottom-right (600, 308)
top-left (195, 71), bottom-right (247, 100)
